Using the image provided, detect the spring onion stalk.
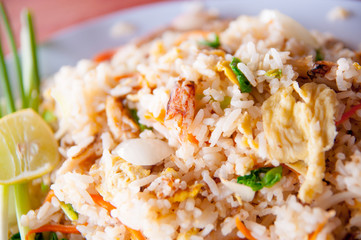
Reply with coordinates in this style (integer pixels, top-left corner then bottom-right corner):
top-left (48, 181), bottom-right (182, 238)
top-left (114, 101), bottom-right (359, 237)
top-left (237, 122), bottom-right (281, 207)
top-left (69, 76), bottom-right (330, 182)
top-left (0, 185), bottom-right (9, 240)
top-left (0, 3), bottom-right (25, 108)
top-left (0, 97), bottom-right (6, 240)
top-left (21, 9), bottom-right (40, 111)
top-left (14, 183), bottom-right (31, 239)
top-left (0, 36), bottom-right (16, 113)
top-left (14, 9), bottom-right (39, 240)
top-left (0, 13), bottom-right (15, 239)
top-left (199, 33), bottom-right (220, 48)
top-left (0, 5), bottom-right (39, 240)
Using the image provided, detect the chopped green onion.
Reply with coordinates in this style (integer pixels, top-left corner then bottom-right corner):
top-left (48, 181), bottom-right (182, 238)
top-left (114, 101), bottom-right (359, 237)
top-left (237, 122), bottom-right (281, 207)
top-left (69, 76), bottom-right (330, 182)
top-left (9, 232), bottom-right (21, 240)
top-left (220, 96), bottom-right (231, 110)
top-left (42, 110), bottom-right (57, 123)
top-left (49, 232), bottom-right (58, 240)
top-left (34, 233), bottom-right (44, 240)
top-left (261, 166), bottom-right (283, 187)
top-left (237, 166), bottom-right (283, 191)
top-left (229, 57), bottom-right (252, 93)
top-left (0, 3), bottom-right (25, 108)
top-left (59, 202), bottom-right (78, 221)
top-left (40, 182), bottom-right (49, 193)
top-left (129, 108), bottom-right (152, 132)
top-left (199, 33), bottom-right (220, 48)
top-left (265, 69), bottom-right (282, 79)
top-left (315, 48), bottom-right (324, 61)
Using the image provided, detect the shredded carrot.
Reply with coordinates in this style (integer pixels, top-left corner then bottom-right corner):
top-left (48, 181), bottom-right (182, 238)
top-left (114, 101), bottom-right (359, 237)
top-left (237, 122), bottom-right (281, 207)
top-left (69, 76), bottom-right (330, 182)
top-left (235, 217), bottom-right (257, 240)
top-left (125, 226), bottom-right (147, 240)
top-left (174, 30), bottom-right (211, 46)
top-left (308, 222), bottom-right (326, 240)
top-left (26, 224), bottom-right (80, 240)
top-left (187, 133), bottom-right (199, 144)
top-left (44, 189), bottom-right (55, 203)
top-left (90, 193), bottom-right (116, 212)
top-left (90, 194), bottom-right (147, 240)
top-left (336, 102), bottom-right (361, 126)
top-left (93, 49), bottom-right (116, 63)
top-left (114, 73), bottom-right (137, 82)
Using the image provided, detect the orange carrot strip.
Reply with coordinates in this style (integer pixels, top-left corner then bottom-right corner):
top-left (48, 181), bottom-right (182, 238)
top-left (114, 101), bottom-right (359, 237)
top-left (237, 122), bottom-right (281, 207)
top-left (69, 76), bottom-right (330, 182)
top-left (26, 224), bottom-right (80, 240)
top-left (90, 194), bottom-right (116, 212)
top-left (308, 222), bottom-right (326, 240)
top-left (44, 190), bottom-right (55, 203)
top-left (114, 73), bottom-right (137, 82)
top-left (187, 133), bottom-right (199, 144)
top-left (125, 226), bottom-right (147, 240)
top-left (174, 30), bottom-right (211, 46)
top-left (90, 194), bottom-right (147, 240)
top-left (235, 217), bottom-right (257, 240)
top-left (336, 102), bottom-right (361, 126)
top-left (93, 49), bottom-right (116, 63)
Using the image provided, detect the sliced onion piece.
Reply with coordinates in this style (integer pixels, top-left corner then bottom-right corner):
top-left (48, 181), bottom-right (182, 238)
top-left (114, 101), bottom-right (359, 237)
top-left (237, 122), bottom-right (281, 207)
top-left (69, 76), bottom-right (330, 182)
top-left (220, 178), bottom-right (255, 202)
top-left (260, 10), bottom-right (319, 49)
top-left (113, 138), bottom-right (173, 166)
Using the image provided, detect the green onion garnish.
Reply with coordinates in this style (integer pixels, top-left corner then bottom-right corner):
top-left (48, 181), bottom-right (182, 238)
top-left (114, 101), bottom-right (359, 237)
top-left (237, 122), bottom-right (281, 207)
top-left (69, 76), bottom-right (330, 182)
top-left (0, 5), bottom-right (25, 108)
top-left (59, 202), bottom-right (78, 221)
top-left (129, 108), bottom-right (152, 132)
top-left (220, 96), bottom-right (231, 110)
top-left (265, 69), bottom-right (282, 79)
top-left (237, 166), bottom-right (283, 191)
top-left (199, 33), bottom-right (220, 48)
top-left (0, 4), bottom-right (41, 240)
top-left (315, 48), bottom-right (324, 61)
top-left (229, 57), bottom-right (252, 93)
top-left (42, 110), bottom-right (57, 123)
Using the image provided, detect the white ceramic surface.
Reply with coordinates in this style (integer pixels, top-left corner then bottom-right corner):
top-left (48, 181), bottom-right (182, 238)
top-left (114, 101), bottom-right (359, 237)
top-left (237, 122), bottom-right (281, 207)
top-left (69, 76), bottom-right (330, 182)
top-left (38, 0), bottom-right (361, 77)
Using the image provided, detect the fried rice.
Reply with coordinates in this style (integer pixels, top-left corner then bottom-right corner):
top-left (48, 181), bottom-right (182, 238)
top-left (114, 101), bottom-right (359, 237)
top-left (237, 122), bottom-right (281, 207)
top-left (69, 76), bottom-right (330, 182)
top-left (20, 7), bottom-right (361, 240)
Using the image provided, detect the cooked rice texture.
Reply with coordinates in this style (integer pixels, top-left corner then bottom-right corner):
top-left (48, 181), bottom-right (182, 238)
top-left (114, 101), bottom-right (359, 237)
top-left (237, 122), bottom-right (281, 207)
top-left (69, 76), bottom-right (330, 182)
top-left (23, 10), bottom-right (361, 240)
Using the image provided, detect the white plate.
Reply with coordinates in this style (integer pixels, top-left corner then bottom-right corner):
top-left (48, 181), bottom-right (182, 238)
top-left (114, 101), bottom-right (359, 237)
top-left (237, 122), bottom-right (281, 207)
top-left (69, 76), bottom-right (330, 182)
top-left (38, 0), bottom-right (361, 77)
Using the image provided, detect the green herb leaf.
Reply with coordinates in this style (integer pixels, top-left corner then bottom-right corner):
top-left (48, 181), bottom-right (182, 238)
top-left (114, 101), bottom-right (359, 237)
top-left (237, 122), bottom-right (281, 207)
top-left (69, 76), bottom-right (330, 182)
top-left (129, 108), bottom-right (152, 132)
top-left (237, 166), bottom-right (283, 191)
top-left (199, 33), bottom-right (220, 48)
top-left (229, 57), bottom-right (252, 93)
top-left (315, 48), bottom-right (324, 61)
top-left (265, 69), bottom-right (282, 79)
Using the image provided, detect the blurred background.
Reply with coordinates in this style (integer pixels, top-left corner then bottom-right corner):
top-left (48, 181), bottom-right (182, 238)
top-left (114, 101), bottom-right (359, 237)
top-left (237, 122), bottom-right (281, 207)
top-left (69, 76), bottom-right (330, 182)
top-left (2, 0), bottom-right (168, 46)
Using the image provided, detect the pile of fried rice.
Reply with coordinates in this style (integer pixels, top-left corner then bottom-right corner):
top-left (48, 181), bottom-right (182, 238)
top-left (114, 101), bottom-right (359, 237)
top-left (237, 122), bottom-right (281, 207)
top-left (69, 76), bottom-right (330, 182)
top-left (21, 8), bottom-right (361, 240)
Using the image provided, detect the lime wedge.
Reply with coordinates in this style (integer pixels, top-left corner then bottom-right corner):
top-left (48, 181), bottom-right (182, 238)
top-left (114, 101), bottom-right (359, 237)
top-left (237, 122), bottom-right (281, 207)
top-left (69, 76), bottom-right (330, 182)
top-left (0, 108), bottom-right (59, 184)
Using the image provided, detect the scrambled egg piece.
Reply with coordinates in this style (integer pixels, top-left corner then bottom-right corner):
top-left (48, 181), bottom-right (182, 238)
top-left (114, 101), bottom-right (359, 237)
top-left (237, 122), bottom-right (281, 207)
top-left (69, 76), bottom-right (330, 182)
top-left (169, 183), bottom-right (203, 203)
top-left (262, 82), bottom-right (337, 203)
top-left (176, 228), bottom-right (199, 240)
top-left (91, 153), bottom-right (150, 199)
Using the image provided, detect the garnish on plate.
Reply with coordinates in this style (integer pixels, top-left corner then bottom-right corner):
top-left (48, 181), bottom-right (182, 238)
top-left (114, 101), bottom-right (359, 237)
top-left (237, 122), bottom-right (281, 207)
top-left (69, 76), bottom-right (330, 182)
top-left (0, 4), bottom-right (59, 240)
